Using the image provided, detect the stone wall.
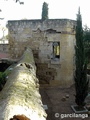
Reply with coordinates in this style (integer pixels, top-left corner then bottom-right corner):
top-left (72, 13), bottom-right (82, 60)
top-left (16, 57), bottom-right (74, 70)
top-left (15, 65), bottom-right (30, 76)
top-left (0, 38), bottom-right (9, 53)
top-left (0, 48), bottom-right (47, 120)
top-left (7, 19), bottom-right (76, 87)
top-left (0, 44), bottom-right (9, 53)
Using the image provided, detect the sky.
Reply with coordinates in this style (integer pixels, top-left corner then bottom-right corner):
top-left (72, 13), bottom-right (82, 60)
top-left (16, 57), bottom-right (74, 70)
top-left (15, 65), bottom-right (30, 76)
top-left (0, 0), bottom-right (90, 37)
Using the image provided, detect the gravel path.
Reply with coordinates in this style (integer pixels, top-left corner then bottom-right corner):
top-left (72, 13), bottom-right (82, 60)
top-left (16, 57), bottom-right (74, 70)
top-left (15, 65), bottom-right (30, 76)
top-left (40, 85), bottom-right (90, 120)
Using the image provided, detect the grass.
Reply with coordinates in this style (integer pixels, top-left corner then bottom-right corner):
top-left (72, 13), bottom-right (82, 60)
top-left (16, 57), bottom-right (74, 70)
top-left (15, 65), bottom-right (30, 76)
top-left (0, 63), bottom-right (16, 91)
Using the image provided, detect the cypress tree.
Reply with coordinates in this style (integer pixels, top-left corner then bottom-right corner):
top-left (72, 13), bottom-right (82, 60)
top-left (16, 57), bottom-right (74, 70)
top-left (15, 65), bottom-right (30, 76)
top-left (41, 2), bottom-right (48, 20)
top-left (83, 25), bottom-right (90, 60)
top-left (75, 7), bottom-right (89, 107)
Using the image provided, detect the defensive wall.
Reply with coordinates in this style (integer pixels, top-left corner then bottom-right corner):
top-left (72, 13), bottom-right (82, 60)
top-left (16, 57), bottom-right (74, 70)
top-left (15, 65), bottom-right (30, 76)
top-left (0, 48), bottom-right (47, 120)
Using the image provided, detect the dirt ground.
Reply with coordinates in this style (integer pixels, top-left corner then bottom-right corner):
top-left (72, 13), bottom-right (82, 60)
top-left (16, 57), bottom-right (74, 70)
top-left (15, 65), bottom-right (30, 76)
top-left (40, 84), bottom-right (90, 120)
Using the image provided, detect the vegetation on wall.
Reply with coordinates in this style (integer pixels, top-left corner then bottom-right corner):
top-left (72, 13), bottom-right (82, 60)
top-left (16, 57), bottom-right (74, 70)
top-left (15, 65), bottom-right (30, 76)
top-left (74, 7), bottom-right (89, 107)
top-left (0, 63), bottom-right (16, 91)
top-left (41, 2), bottom-right (49, 20)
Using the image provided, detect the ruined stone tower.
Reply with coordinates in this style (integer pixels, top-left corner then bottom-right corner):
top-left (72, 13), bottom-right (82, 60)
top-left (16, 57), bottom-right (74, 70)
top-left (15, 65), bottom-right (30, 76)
top-left (8, 19), bottom-right (76, 87)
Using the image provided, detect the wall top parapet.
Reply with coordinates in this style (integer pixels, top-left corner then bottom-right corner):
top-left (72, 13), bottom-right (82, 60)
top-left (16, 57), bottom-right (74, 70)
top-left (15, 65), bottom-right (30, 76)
top-left (8, 19), bottom-right (76, 22)
top-left (7, 19), bottom-right (76, 31)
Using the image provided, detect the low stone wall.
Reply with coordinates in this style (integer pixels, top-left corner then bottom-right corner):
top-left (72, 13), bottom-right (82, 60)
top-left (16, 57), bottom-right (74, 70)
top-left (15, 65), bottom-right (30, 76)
top-left (0, 48), bottom-right (47, 120)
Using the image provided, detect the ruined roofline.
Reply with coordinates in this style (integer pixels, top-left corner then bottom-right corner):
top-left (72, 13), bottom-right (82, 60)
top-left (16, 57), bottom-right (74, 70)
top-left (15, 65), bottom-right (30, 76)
top-left (8, 18), bottom-right (76, 23)
top-left (7, 19), bottom-right (76, 30)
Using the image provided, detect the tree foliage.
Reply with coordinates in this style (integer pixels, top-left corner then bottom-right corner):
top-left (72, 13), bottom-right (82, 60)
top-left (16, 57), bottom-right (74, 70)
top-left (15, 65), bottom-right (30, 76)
top-left (75, 7), bottom-right (89, 107)
top-left (41, 2), bottom-right (48, 20)
top-left (4, 0), bottom-right (24, 4)
top-left (15, 0), bottom-right (24, 4)
top-left (83, 25), bottom-right (90, 60)
top-left (0, 0), bottom-right (24, 18)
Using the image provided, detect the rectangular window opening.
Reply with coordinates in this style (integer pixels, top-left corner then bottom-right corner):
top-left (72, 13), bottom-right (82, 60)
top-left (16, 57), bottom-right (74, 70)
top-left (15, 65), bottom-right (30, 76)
top-left (53, 42), bottom-right (60, 60)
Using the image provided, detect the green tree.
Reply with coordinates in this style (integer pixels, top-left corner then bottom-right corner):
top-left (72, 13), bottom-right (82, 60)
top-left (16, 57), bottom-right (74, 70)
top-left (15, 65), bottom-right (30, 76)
top-left (41, 2), bottom-right (49, 20)
top-left (75, 7), bottom-right (89, 107)
top-left (83, 25), bottom-right (90, 60)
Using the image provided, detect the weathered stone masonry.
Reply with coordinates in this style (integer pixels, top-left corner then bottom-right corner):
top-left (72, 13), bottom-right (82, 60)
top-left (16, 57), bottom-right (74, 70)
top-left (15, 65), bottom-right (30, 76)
top-left (8, 19), bottom-right (76, 87)
top-left (0, 48), bottom-right (47, 120)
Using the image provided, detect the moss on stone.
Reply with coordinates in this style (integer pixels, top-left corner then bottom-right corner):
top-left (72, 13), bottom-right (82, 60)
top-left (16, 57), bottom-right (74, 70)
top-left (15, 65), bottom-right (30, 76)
top-left (0, 48), bottom-right (47, 120)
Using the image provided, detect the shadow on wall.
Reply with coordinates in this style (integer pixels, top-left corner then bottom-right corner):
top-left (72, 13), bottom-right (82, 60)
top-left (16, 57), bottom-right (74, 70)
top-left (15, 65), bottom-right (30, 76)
top-left (10, 114), bottom-right (30, 120)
